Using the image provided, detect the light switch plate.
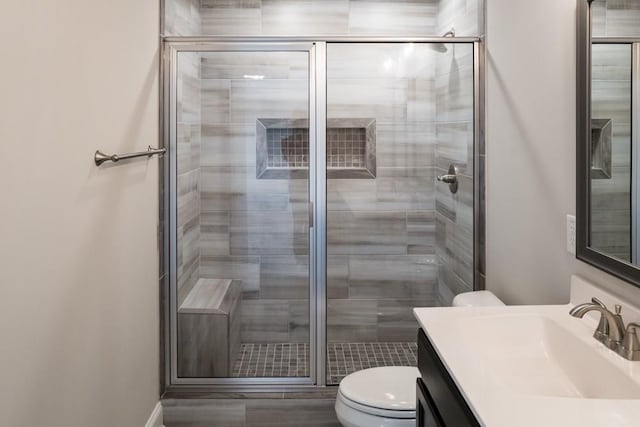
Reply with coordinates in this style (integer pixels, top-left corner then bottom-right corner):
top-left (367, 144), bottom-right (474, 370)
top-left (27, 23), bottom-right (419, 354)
top-left (567, 214), bottom-right (576, 255)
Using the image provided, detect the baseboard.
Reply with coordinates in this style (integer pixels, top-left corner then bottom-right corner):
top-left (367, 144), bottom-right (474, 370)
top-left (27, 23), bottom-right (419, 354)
top-left (145, 402), bottom-right (164, 427)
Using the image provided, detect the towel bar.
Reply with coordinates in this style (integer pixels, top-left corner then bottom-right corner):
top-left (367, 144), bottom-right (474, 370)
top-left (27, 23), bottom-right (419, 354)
top-left (94, 146), bottom-right (166, 166)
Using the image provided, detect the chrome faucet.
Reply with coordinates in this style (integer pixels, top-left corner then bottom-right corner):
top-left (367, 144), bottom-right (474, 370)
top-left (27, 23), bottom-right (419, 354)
top-left (619, 323), bottom-right (640, 361)
top-left (570, 298), bottom-right (640, 361)
top-left (570, 298), bottom-right (623, 349)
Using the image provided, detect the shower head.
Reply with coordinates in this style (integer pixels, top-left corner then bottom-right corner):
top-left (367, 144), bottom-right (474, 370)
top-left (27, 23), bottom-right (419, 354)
top-left (430, 44), bottom-right (449, 53)
top-left (430, 28), bottom-right (456, 53)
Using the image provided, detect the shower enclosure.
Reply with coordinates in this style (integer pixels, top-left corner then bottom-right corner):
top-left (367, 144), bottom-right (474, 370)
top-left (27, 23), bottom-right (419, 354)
top-left (162, 2), bottom-right (483, 391)
top-left (165, 39), bottom-right (480, 388)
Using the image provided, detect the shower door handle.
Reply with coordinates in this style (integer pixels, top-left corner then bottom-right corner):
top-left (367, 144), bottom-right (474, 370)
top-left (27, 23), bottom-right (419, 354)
top-left (309, 201), bottom-right (314, 228)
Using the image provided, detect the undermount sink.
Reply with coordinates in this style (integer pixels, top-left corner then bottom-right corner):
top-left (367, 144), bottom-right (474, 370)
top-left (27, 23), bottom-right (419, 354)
top-left (459, 315), bottom-right (640, 399)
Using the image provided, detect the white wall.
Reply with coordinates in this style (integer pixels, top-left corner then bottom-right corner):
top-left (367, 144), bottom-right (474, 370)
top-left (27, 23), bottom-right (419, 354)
top-left (485, 0), bottom-right (640, 307)
top-left (0, 1), bottom-right (160, 426)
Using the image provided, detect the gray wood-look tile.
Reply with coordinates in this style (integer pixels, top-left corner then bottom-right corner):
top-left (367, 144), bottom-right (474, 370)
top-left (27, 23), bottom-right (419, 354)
top-left (433, 37), bottom-right (475, 303)
top-left (262, 0), bottom-right (350, 35)
top-left (377, 299), bottom-right (424, 341)
top-left (375, 122), bottom-right (435, 168)
top-left (602, 0), bottom-right (640, 37)
top-left (592, 44), bottom-right (632, 81)
top-left (164, 0), bottom-right (202, 36)
top-left (327, 299), bottom-right (378, 342)
top-left (240, 299), bottom-right (290, 343)
top-left (245, 399), bottom-right (340, 426)
top-left (200, 0), bottom-right (262, 36)
top-left (437, 263), bottom-right (473, 306)
top-left (230, 79), bottom-right (308, 124)
top-left (288, 299), bottom-right (311, 343)
top-left (162, 397), bottom-right (340, 427)
top-left (436, 210), bottom-right (473, 288)
top-left (592, 80), bottom-right (632, 125)
top-left (201, 79), bottom-right (230, 124)
top-left (347, 255), bottom-right (438, 298)
top-left (327, 178), bottom-right (378, 211)
top-left (375, 167), bottom-right (435, 211)
top-left (327, 43), bottom-right (437, 80)
top-left (592, 0), bottom-right (607, 37)
top-left (260, 256), bottom-right (309, 299)
top-left (407, 210), bottom-right (436, 254)
top-left (200, 255), bottom-right (261, 295)
top-left (163, 399), bottom-right (246, 427)
top-left (177, 279), bottom-right (241, 377)
top-left (167, 0), bottom-right (480, 38)
top-left (435, 121), bottom-right (473, 174)
top-left (328, 78), bottom-right (410, 123)
top-left (348, 0), bottom-right (438, 35)
top-left (200, 211), bottom-right (230, 256)
top-left (327, 211), bottom-right (408, 255)
top-left (176, 50), bottom-right (203, 309)
top-left (437, 0), bottom-right (481, 36)
top-left (201, 52), bottom-right (307, 80)
top-left (229, 210), bottom-right (309, 256)
top-left (327, 255), bottom-right (349, 299)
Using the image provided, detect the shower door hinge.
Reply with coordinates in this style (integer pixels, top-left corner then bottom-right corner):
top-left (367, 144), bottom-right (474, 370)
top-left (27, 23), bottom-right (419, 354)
top-left (309, 201), bottom-right (314, 228)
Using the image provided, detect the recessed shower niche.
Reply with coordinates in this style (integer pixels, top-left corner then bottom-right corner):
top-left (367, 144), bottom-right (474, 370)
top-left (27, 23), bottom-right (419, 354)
top-left (257, 118), bottom-right (377, 179)
top-left (591, 118), bottom-right (612, 179)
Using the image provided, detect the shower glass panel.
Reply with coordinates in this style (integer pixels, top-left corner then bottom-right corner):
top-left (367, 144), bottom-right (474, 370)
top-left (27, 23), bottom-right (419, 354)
top-left (325, 42), bottom-right (475, 384)
top-left (174, 48), bottom-right (313, 379)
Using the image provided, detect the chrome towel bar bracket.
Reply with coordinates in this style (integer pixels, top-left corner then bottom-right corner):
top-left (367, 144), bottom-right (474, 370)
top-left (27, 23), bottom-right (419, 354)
top-left (94, 146), bottom-right (166, 166)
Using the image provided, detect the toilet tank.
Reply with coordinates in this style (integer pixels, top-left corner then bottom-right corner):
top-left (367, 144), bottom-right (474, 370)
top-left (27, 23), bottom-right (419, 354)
top-left (452, 290), bottom-right (505, 307)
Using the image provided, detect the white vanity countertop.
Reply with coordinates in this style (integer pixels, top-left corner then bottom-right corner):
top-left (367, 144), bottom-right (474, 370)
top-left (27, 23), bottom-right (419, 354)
top-left (413, 276), bottom-right (640, 427)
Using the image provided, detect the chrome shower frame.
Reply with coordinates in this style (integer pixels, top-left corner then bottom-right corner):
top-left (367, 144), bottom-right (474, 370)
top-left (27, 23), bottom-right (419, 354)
top-left (160, 36), bottom-right (486, 394)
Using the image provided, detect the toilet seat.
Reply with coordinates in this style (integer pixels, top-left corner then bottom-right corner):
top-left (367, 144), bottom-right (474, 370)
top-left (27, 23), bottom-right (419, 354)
top-left (339, 366), bottom-right (419, 411)
top-left (337, 390), bottom-right (416, 419)
top-left (335, 366), bottom-right (420, 427)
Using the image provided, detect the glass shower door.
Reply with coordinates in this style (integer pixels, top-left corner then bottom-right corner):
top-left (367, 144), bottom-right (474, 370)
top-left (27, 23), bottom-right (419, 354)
top-left (170, 44), bottom-right (316, 382)
top-left (324, 42), bottom-right (475, 384)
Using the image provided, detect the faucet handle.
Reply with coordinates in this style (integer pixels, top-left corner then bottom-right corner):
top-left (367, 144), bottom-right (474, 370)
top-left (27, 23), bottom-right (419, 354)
top-left (618, 323), bottom-right (640, 361)
top-left (613, 305), bottom-right (626, 336)
top-left (590, 298), bottom-right (610, 342)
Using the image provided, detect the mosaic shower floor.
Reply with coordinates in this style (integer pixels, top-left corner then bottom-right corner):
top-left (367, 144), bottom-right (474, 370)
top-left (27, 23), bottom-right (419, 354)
top-left (232, 342), bottom-right (417, 384)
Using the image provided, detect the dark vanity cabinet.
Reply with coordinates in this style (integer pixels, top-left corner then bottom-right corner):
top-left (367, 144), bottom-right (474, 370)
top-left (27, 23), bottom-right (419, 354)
top-left (416, 329), bottom-right (481, 427)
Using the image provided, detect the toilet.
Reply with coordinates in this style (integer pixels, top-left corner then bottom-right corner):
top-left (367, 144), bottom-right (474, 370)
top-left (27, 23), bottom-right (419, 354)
top-left (335, 290), bottom-right (504, 427)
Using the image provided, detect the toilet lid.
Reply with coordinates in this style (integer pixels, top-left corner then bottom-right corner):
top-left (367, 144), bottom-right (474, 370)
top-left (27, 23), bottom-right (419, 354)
top-left (338, 366), bottom-right (420, 411)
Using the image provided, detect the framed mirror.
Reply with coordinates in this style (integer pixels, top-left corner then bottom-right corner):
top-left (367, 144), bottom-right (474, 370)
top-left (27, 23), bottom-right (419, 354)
top-left (577, 0), bottom-right (640, 285)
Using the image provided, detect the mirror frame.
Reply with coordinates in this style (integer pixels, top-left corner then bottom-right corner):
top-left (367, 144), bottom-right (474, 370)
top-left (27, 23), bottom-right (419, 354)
top-left (576, 0), bottom-right (640, 286)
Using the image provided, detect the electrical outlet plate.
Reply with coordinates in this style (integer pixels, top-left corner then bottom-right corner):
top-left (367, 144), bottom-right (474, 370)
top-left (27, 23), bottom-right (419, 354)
top-left (567, 214), bottom-right (576, 255)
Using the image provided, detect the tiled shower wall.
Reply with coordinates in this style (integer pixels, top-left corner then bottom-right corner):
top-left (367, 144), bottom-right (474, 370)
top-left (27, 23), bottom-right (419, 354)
top-left (165, 0), bottom-right (202, 36)
top-left (592, 0), bottom-right (640, 38)
top-left (164, 0), bottom-right (484, 38)
top-left (326, 44), bottom-right (438, 343)
top-left (170, 1), bottom-right (481, 345)
top-left (197, 52), bottom-right (311, 344)
top-left (434, 7), bottom-right (476, 305)
top-left (437, 0), bottom-right (483, 36)
top-left (176, 55), bottom-right (202, 305)
top-left (590, 44), bottom-right (632, 261)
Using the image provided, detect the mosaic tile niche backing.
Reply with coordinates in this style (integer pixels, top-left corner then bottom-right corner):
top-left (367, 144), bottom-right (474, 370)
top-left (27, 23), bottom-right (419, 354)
top-left (257, 118), bottom-right (376, 179)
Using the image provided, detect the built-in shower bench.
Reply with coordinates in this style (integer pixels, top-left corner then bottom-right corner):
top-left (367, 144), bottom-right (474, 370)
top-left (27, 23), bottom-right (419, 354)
top-left (177, 278), bottom-right (242, 377)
